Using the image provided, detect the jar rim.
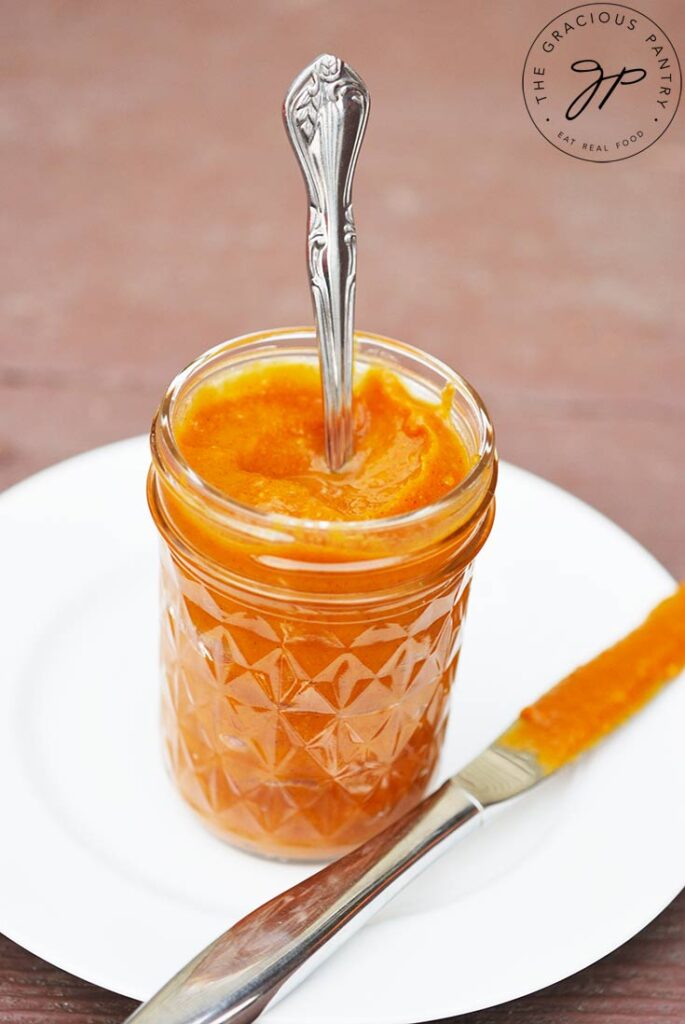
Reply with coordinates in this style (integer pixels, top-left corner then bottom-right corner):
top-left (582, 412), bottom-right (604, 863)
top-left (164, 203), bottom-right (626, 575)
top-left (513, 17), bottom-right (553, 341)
top-left (150, 326), bottom-right (496, 538)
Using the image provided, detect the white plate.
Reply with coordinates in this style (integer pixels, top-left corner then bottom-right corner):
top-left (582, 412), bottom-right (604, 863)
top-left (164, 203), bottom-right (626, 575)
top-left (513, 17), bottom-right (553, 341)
top-left (0, 437), bottom-right (683, 1022)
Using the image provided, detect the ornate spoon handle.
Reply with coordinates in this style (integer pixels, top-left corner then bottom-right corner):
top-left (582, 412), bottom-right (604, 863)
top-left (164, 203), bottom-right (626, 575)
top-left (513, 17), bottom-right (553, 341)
top-left (284, 54), bottom-right (370, 470)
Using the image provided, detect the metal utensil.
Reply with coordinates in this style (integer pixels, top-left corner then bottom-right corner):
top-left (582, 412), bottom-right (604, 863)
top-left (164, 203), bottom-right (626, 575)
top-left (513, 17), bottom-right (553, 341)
top-left (124, 737), bottom-right (545, 1024)
top-left (124, 582), bottom-right (685, 1024)
top-left (124, 748), bottom-right (535, 1024)
top-left (283, 54), bottom-right (370, 471)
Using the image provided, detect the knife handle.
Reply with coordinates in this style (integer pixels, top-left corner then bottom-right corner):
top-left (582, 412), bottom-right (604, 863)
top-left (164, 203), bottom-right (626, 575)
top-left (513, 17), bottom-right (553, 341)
top-left (125, 780), bottom-right (482, 1024)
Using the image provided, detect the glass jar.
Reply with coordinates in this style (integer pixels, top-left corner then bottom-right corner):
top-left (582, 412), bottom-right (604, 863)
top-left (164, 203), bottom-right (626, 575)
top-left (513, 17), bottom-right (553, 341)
top-left (148, 328), bottom-right (496, 860)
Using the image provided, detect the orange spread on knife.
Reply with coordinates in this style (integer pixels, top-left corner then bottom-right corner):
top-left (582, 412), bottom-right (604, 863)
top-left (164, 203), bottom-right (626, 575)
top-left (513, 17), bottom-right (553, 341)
top-left (501, 584), bottom-right (685, 770)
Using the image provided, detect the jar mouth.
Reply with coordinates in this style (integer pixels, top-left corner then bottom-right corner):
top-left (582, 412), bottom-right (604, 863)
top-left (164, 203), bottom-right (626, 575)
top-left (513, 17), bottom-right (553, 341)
top-left (150, 327), bottom-right (496, 539)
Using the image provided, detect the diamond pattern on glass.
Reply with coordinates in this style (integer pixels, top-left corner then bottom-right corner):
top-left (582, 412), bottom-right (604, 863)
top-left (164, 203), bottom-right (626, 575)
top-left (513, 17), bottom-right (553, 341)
top-left (160, 547), bottom-right (473, 859)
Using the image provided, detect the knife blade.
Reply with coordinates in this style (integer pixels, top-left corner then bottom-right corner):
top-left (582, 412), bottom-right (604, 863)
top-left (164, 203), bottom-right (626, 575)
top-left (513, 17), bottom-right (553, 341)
top-left (125, 584), bottom-right (685, 1024)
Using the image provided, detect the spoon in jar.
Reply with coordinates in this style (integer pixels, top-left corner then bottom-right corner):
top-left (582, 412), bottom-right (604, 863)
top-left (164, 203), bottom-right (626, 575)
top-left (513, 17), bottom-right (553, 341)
top-left (283, 54), bottom-right (370, 471)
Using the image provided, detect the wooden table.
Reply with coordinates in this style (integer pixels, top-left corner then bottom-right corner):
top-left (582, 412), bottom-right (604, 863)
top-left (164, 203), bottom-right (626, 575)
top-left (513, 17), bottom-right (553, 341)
top-left (1, 1), bottom-right (682, 1021)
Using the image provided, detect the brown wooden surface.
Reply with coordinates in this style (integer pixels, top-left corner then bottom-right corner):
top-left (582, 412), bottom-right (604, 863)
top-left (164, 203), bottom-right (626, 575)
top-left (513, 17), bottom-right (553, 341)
top-left (0, 1), bottom-right (683, 1022)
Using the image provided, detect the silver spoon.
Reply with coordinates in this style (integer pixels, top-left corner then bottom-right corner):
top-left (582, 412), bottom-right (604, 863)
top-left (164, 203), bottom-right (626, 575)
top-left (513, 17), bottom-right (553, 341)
top-left (283, 54), bottom-right (370, 471)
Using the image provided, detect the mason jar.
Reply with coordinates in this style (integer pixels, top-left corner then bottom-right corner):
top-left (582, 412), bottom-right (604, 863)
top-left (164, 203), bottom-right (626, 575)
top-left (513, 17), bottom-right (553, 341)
top-left (148, 328), bottom-right (496, 860)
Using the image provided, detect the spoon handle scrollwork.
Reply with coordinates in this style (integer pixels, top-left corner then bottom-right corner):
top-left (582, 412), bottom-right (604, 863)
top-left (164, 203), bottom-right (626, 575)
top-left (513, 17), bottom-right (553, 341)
top-left (284, 54), bottom-right (370, 470)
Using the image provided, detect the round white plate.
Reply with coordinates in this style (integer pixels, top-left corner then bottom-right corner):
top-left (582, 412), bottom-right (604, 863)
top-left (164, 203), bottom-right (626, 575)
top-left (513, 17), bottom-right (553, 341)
top-left (0, 438), bottom-right (683, 1022)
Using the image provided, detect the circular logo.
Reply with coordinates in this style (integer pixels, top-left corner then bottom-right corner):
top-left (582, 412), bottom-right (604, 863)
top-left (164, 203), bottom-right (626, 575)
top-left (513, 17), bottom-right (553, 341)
top-left (523, 4), bottom-right (681, 161)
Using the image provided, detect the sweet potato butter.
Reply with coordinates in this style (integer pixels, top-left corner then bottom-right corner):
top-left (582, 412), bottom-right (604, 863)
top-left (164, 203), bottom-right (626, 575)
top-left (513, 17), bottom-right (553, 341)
top-left (176, 363), bottom-right (472, 522)
top-left (148, 329), bottom-right (496, 859)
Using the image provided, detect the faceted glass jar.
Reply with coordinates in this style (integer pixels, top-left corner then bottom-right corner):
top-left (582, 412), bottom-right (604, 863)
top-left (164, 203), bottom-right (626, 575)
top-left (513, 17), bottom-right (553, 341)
top-left (148, 328), bottom-right (497, 860)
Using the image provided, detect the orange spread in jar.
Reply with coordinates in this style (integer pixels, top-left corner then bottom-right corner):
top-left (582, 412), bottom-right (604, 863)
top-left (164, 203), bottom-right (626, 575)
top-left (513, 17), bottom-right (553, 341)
top-left (502, 584), bottom-right (685, 770)
top-left (176, 363), bottom-right (472, 521)
top-left (155, 360), bottom-right (491, 859)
